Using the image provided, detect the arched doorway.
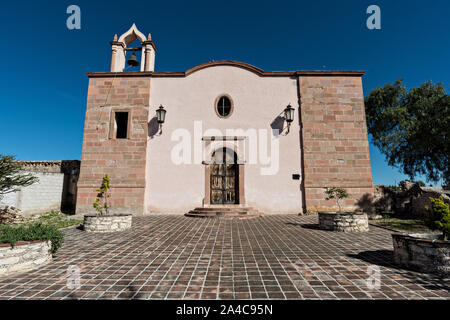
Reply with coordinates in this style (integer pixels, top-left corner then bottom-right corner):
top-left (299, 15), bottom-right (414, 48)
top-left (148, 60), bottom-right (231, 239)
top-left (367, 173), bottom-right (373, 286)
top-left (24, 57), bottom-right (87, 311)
top-left (210, 148), bottom-right (239, 204)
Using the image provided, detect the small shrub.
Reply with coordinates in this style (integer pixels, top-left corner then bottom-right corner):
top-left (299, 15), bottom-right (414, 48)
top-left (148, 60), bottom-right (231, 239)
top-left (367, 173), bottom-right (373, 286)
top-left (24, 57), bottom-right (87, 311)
top-left (325, 187), bottom-right (349, 212)
top-left (414, 180), bottom-right (426, 187)
top-left (425, 196), bottom-right (450, 240)
top-left (93, 174), bottom-right (111, 215)
top-left (0, 222), bottom-right (64, 254)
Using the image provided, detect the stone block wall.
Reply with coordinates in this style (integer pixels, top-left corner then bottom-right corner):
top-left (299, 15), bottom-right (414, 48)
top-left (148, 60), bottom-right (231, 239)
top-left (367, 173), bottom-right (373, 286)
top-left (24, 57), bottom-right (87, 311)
top-left (0, 240), bottom-right (52, 276)
top-left (392, 233), bottom-right (450, 275)
top-left (83, 214), bottom-right (132, 232)
top-left (411, 191), bottom-right (450, 218)
top-left (318, 212), bottom-right (369, 232)
top-left (17, 172), bottom-right (64, 213)
top-left (373, 183), bottom-right (450, 217)
top-left (0, 161), bottom-right (80, 214)
top-left (299, 76), bottom-right (374, 212)
top-left (76, 76), bottom-right (150, 215)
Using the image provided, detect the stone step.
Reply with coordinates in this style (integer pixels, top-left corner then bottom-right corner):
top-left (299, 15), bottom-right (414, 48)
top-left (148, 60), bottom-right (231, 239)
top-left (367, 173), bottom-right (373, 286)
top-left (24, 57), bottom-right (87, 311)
top-left (187, 210), bottom-right (251, 216)
top-left (185, 207), bottom-right (263, 219)
top-left (185, 212), bottom-right (262, 219)
top-left (191, 207), bottom-right (254, 212)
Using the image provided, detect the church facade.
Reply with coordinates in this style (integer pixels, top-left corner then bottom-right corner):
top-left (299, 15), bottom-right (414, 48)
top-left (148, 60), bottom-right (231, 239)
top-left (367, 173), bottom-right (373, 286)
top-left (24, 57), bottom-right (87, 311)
top-left (75, 24), bottom-right (374, 216)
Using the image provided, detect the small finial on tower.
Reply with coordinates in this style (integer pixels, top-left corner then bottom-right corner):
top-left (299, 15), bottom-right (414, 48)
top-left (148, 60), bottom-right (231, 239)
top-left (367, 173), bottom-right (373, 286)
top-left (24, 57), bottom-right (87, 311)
top-left (147, 33), bottom-right (152, 41)
top-left (113, 34), bottom-right (118, 41)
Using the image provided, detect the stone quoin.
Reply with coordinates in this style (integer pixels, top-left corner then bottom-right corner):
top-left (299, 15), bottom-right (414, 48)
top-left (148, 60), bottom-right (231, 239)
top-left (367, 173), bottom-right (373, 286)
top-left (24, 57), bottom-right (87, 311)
top-left (75, 24), bottom-right (374, 216)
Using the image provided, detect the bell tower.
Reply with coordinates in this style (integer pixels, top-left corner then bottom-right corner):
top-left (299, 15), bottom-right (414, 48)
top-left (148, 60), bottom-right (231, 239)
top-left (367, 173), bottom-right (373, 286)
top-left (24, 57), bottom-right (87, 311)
top-left (76, 24), bottom-right (152, 216)
top-left (109, 23), bottom-right (156, 72)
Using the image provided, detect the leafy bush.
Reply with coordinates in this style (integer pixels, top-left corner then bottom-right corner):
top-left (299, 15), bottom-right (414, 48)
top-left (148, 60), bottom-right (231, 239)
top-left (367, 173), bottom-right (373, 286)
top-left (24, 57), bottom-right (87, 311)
top-left (0, 222), bottom-right (64, 254)
top-left (325, 187), bottom-right (349, 212)
top-left (425, 196), bottom-right (450, 240)
top-left (93, 174), bottom-right (111, 215)
top-left (414, 180), bottom-right (426, 187)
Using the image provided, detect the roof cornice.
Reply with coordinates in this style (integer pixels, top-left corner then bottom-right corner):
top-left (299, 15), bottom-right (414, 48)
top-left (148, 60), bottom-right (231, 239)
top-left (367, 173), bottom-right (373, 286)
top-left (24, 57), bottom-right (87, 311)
top-left (87, 60), bottom-right (365, 78)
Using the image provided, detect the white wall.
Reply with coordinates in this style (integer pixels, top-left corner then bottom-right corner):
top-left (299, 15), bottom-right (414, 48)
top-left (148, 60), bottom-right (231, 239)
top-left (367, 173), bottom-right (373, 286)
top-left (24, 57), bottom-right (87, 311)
top-left (0, 172), bottom-right (64, 214)
top-left (146, 65), bottom-right (302, 214)
top-left (0, 192), bottom-right (17, 207)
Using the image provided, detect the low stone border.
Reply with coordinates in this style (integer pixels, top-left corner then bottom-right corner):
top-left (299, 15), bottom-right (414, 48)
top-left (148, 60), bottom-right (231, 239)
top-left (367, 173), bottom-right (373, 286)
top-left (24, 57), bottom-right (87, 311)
top-left (83, 214), bottom-right (132, 233)
top-left (392, 233), bottom-right (450, 276)
top-left (318, 212), bottom-right (369, 232)
top-left (0, 240), bottom-right (52, 276)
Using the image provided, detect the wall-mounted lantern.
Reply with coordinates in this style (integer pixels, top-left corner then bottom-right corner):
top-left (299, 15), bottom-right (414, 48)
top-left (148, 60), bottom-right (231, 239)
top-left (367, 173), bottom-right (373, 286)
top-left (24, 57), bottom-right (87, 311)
top-left (156, 105), bottom-right (167, 135)
top-left (284, 104), bottom-right (295, 134)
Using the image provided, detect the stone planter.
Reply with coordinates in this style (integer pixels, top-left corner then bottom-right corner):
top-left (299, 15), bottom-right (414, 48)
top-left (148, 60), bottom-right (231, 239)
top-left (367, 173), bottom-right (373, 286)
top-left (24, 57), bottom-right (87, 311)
top-left (392, 233), bottom-right (450, 276)
top-left (318, 212), bottom-right (369, 232)
top-left (83, 214), bottom-right (132, 233)
top-left (0, 240), bottom-right (52, 276)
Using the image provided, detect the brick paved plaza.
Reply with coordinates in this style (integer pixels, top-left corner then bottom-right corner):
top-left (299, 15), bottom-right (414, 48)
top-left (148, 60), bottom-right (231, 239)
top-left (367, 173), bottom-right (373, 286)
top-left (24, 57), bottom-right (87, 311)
top-left (0, 215), bottom-right (448, 300)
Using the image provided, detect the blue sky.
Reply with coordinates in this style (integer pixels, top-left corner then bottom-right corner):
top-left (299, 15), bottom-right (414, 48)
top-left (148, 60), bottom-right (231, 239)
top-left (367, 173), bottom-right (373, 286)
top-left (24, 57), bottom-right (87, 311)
top-left (0, 0), bottom-right (448, 186)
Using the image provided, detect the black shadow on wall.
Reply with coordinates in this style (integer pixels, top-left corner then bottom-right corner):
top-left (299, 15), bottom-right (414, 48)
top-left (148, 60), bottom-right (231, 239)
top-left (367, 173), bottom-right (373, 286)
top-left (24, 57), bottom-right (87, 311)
top-left (148, 117), bottom-right (159, 138)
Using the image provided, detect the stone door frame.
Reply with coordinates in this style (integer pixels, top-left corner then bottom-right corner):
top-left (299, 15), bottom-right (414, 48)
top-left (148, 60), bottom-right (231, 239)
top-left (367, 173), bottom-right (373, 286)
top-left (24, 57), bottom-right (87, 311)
top-left (202, 136), bottom-right (246, 207)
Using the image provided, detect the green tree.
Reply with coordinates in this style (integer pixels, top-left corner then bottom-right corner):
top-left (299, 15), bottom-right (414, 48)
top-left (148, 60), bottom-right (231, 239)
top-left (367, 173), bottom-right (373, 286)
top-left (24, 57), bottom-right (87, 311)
top-left (365, 79), bottom-right (449, 185)
top-left (93, 174), bottom-right (111, 215)
top-left (325, 187), bottom-right (349, 212)
top-left (425, 196), bottom-right (450, 240)
top-left (0, 154), bottom-right (38, 199)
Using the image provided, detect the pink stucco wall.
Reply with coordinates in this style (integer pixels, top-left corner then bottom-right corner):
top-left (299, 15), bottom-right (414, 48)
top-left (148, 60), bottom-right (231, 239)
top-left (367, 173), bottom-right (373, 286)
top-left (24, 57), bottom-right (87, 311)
top-left (145, 65), bottom-right (303, 214)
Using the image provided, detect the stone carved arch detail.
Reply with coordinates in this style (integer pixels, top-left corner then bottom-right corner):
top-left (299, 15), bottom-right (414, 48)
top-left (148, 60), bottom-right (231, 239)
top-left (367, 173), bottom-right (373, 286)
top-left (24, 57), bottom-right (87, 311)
top-left (118, 23), bottom-right (147, 46)
top-left (203, 140), bottom-right (245, 164)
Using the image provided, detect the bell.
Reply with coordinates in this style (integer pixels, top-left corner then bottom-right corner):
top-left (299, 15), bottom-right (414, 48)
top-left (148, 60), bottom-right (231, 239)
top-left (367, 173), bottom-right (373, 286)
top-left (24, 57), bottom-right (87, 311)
top-left (127, 52), bottom-right (139, 67)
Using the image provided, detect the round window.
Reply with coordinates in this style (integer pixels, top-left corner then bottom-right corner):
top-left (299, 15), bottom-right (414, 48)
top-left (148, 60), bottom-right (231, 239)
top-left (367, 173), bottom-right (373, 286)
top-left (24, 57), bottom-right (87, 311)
top-left (215, 95), bottom-right (233, 118)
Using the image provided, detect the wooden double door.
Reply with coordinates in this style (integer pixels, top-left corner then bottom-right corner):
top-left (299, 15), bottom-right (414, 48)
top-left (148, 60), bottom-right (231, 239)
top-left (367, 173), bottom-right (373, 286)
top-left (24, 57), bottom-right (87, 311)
top-left (210, 148), bottom-right (239, 204)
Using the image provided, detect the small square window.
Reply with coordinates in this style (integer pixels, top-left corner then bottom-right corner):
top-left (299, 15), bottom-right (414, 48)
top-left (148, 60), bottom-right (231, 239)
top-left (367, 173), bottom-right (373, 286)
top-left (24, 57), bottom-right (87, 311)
top-left (113, 111), bottom-right (129, 139)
